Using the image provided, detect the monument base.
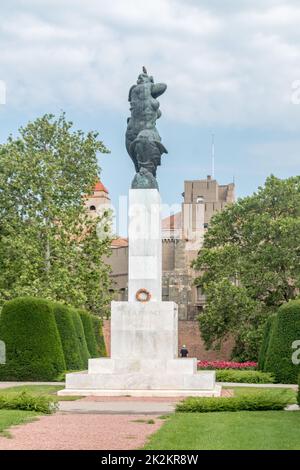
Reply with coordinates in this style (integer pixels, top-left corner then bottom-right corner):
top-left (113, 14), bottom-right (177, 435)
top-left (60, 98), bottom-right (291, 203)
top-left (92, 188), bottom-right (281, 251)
top-left (58, 386), bottom-right (221, 398)
top-left (58, 301), bottom-right (221, 397)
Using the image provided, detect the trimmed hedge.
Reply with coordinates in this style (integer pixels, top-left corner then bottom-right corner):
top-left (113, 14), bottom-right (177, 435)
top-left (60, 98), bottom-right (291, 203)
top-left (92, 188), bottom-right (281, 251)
top-left (258, 315), bottom-right (276, 371)
top-left (216, 369), bottom-right (274, 384)
top-left (92, 315), bottom-right (107, 357)
top-left (176, 390), bottom-right (291, 413)
top-left (70, 308), bottom-right (90, 368)
top-left (264, 300), bottom-right (300, 384)
top-left (52, 302), bottom-right (83, 370)
top-left (0, 297), bottom-right (66, 381)
top-left (78, 309), bottom-right (98, 357)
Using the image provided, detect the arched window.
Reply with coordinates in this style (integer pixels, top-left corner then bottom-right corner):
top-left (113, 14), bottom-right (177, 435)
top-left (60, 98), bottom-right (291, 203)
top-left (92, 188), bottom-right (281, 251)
top-left (89, 205), bottom-right (96, 211)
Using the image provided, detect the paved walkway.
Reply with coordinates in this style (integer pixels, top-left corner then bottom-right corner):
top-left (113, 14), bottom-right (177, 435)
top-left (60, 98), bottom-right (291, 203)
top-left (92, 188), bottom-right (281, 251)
top-left (58, 390), bottom-right (233, 414)
top-left (59, 399), bottom-right (176, 415)
top-left (0, 414), bottom-right (163, 450)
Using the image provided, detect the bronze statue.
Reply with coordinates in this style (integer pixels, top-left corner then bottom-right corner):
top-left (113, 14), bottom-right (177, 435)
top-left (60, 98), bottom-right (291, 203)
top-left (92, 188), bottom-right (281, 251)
top-left (125, 68), bottom-right (168, 190)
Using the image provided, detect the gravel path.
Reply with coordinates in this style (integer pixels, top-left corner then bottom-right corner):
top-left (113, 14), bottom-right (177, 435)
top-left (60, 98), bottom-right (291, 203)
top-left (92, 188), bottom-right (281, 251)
top-left (0, 413), bottom-right (163, 450)
top-left (58, 400), bottom-right (176, 415)
top-left (80, 396), bottom-right (182, 402)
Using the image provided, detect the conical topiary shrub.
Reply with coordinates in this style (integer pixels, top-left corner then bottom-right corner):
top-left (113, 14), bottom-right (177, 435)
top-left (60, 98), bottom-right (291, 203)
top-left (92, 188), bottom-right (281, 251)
top-left (0, 297), bottom-right (66, 380)
top-left (92, 315), bottom-right (107, 357)
top-left (264, 300), bottom-right (300, 384)
top-left (78, 309), bottom-right (98, 358)
top-left (52, 302), bottom-right (83, 370)
top-left (69, 308), bottom-right (90, 368)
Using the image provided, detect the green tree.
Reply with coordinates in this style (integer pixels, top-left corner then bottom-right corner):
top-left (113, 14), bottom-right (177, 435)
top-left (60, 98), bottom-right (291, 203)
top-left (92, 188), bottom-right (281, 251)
top-left (193, 175), bottom-right (300, 360)
top-left (0, 113), bottom-right (112, 315)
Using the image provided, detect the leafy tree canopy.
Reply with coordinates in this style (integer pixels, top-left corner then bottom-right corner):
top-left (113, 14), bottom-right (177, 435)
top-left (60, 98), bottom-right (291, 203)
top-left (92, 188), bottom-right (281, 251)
top-left (193, 175), bottom-right (300, 360)
top-left (0, 113), bottom-right (112, 315)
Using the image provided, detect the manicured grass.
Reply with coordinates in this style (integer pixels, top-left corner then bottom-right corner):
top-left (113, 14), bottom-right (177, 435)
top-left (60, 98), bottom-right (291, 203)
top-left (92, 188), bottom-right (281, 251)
top-left (0, 410), bottom-right (38, 437)
top-left (144, 411), bottom-right (300, 450)
top-left (229, 386), bottom-right (297, 403)
top-left (0, 385), bottom-right (81, 401)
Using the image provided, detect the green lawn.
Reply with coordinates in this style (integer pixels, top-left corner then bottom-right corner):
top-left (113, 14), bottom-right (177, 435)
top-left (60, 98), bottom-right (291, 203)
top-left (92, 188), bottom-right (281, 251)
top-left (0, 385), bottom-right (81, 401)
top-left (144, 411), bottom-right (300, 450)
top-left (0, 410), bottom-right (38, 438)
top-left (145, 387), bottom-right (299, 450)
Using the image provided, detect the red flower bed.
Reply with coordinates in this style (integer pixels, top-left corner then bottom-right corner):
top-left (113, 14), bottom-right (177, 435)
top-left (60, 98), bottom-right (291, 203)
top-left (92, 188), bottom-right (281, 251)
top-left (197, 360), bottom-right (257, 370)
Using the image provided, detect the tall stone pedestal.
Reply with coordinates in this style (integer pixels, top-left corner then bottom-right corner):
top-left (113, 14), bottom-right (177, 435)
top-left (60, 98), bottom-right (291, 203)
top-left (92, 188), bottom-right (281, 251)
top-left (58, 189), bottom-right (220, 397)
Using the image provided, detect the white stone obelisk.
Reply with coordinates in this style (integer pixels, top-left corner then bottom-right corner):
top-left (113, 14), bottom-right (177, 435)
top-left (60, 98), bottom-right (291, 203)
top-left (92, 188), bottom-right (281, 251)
top-left (128, 188), bottom-right (161, 302)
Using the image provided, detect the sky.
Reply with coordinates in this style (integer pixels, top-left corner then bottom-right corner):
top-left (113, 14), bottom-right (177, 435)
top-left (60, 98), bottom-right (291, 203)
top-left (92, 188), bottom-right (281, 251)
top-left (0, 0), bottom-right (300, 230)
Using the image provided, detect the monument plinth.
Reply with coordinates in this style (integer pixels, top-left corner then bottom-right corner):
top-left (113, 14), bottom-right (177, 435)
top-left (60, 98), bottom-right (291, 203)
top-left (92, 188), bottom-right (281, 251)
top-left (58, 69), bottom-right (220, 397)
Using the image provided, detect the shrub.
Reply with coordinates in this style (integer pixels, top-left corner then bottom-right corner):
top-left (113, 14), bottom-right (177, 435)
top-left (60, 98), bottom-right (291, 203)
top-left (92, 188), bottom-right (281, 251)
top-left (0, 391), bottom-right (57, 414)
top-left (264, 300), bottom-right (300, 384)
top-left (52, 302), bottom-right (83, 370)
top-left (198, 361), bottom-right (257, 370)
top-left (258, 315), bottom-right (276, 371)
top-left (0, 297), bottom-right (66, 381)
top-left (216, 369), bottom-right (274, 384)
top-left (176, 390), bottom-right (291, 413)
top-left (69, 308), bottom-right (90, 368)
top-left (92, 315), bottom-right (107, 357)
top-left (297, 374), bottom-right (300, 407)
top-left (78, 309), bottom-right (98, 357)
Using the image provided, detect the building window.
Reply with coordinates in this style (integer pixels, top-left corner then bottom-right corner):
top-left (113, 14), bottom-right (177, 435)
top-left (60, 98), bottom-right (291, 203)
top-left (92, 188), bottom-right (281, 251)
top-left (196, 286), bottom-right (203, 300)
top-left (89, 205), bottom-right (96, 211)
top-left (196, 286), bottom-right (206, 304)
top-left (197, 306), bottom-right (204, 315)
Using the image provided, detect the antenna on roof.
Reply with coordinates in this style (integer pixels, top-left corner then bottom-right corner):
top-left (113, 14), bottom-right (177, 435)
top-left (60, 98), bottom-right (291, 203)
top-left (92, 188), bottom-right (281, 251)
top-left (211, 133), bottom-right (215, 179)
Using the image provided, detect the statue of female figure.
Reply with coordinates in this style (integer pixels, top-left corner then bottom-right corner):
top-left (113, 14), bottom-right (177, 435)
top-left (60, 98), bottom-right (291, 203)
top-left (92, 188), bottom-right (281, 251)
top-left (125, 68), bottom-right (168, 190)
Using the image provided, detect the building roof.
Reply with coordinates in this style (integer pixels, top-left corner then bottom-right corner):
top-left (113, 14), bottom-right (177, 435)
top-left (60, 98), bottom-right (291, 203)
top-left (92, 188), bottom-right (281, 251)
top-left (111, 237), bottom-right (128, 248)
top-left (162, 212), bottom-right (182, 230)
top-left (94, 180), bottom-right (109, 193)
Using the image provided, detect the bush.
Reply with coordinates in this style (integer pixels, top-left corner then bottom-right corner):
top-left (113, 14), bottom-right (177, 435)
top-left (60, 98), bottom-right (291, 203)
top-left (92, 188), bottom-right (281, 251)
top-left (0, 297), bottom-right (66, 381)
top-left (69, 308), bottom-right (90, 368)
top-left (216, 369), bottom-right (274, 384)
top-left (297, 374), bottom-right (300, 407)
top-left (176, 390), bottom-right (291, 413)
top-left (264, 300), bottom-right (300, 384)
top-left (92, 315), bottom-right (107, 357)
top-left (258, 315), bottom-right (276, 370)
top-left (0, 391), bottom-right (57, 414)
top-left (52, 302), bottom-right (83, 370)
top-left (78, 309), bottom-right (98, 357)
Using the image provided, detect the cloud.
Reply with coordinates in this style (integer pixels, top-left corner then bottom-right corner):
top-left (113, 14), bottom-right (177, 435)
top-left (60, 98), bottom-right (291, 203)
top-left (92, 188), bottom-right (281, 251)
top-left (1, 0), bottom-right (300, 129)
